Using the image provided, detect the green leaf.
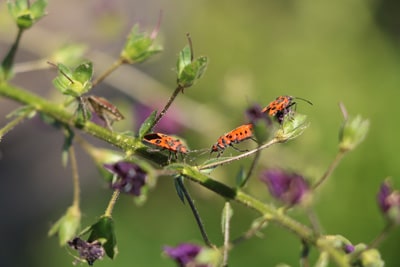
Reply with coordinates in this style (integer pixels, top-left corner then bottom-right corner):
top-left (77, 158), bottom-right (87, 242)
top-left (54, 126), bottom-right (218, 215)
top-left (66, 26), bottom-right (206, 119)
top-left (48, 205), bottom-right (81, 246)
top-left (7, 0), bottom-right (47, 29)
top-left (235, 166), bottom-right (246, 188)
top-left (72, 61), bottom-right (93, 85)
top-left (137, 110), bottom-right (157, 138)
top-left (61, 127), bottom-right (74, 167)
top-left (52, 62), bottom-right (93, 97)
top-left (275, 113), bottom-right (310, 142)
top-left (177, 56), bottom-right (208, 88)
top-left (120, 24), bottom-right (162, 63)
top-left (88, 216), bottom-right (118, 259)
top-left (177, 45), bottom-right (192, 76)
top-left (339, 115), bottom-right (369, 152)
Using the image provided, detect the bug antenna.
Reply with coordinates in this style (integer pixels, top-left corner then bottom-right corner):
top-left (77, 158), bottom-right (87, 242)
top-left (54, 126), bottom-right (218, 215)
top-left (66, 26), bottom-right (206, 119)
top-left (294, 97), bottom-right (313, 106)
top-left (47, 61), bottom-right (74, 84)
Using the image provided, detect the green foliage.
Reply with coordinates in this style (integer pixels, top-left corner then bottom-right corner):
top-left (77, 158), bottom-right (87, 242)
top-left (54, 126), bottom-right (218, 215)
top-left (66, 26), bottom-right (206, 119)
top-left (275, 113), bottom-right (310, 142)
top-left (48, 205), bottom-right (81, 246)
top-left (120, 24), bottom-right (162, 63)
top-left (7, 0), bottom-right (47, 29)
top-left (137, 110), bottom-right (157, 139)
top-left (177, 45), bottom-right (208, 89)
top-left (52, 62), bottom-right (93, 97)
top-left (339, 115), bottom-right (370, 152)
top-left (87, 216), bottom-right (118, 259)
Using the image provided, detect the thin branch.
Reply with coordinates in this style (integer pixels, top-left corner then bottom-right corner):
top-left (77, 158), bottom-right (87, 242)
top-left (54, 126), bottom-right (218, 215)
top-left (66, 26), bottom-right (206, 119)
top-left (92, 58), bottom-right (125, 87)
top-left (104, 189), bottom-right (121, 217)
top-left (313, 150), bottom-right (347, 190)
top-left (69, 145), bottom-right (81, 208)
top-left (199, 138), bottom-right (281, 170)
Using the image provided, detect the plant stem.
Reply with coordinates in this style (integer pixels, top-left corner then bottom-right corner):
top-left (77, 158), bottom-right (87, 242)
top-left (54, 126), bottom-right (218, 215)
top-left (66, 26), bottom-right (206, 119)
top-left (92, 58), bottom-right (125, 87)
top-left (175, 177), bottom-right (214, 247)
top-left (369, 222), bottom-right (394, 249)
top-left (222, 202), bottom-right (232, 267)
top-left (151, 85), bottom-right (184, 130)
top-left (69, 145), bottom-right (80, 208)
top-left (313, 150), bottom-right (347, 190)
top-left (104, 189), bottom-right (121, 217)
top-left (199, 138), bottom-right (281, 170)
top-left (0, 83), bottom-right (142, 153)
top-left (0, 107), bottom-right (35, 139)
top-left (241, 147), bottom-right (261, 187)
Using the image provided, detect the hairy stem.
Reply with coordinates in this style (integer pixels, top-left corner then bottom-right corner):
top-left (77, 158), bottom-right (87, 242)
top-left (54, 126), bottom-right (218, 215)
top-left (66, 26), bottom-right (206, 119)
top-left (0, 83), bottom-right (141, 152)
top-left (104, 189), bottom-right (121, 217)
top-left (199, 138), bottom-right (281, 170)
top-left (69, 146), bottom-right (80, 208)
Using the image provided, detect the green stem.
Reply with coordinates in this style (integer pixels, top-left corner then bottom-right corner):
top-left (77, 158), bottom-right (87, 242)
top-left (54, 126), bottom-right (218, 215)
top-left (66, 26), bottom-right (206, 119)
top-left (92, 58), bottom-right (125, 87)
top-left (0, 83), bottom-right (141, 153)
top-left (241, 147), bottom-right (261, 187)
top-left (0, 107), bottom-right (34, 139)
top-left (313, 150), bottom-right (347, 190)
top-left (1, 28), bottom-right (24, 80)
top-left (69, 145), bottom-right (80, 208)
top-left (182, 166), bottom-right (315, 242)
top-left (104, 189), bottom-right (121, 217)
top-left (199, 138), bottom-right (281, 170)
top-left (368, 222), bottom-right (394, 249)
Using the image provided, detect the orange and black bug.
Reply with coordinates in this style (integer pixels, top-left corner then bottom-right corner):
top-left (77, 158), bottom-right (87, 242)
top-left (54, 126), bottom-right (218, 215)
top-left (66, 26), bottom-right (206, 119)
top-left (262, 95), bottom-right (312, 123)
top-left (143, 133), bottom-right (188, 161)
top-left (211, 123), bottom-right (255, 157)
top-left (83, 95), bottom-right (124, 130)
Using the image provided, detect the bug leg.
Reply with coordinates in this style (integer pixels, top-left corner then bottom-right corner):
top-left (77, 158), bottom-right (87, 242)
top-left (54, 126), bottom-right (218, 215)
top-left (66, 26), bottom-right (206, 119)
top-left (230, 144), bottom-right (249, 153)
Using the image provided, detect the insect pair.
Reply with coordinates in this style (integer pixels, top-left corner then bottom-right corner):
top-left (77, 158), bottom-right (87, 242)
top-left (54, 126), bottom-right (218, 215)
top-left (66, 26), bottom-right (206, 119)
top-left (210, 95), bottom-right (312, 157)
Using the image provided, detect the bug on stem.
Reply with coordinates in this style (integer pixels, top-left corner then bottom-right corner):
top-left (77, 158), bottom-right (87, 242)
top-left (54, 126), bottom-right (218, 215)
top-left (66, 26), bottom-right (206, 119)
top-left (211, 123), bottom-right (255, 157)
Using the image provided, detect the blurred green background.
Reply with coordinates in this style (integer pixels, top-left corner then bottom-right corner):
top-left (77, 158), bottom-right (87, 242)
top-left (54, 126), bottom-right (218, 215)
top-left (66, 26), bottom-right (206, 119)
top-left (1, 0), bottom-right (400, 266)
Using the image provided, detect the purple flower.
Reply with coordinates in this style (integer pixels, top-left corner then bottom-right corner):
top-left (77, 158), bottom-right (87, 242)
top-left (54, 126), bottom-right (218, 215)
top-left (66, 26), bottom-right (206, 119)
top-left (260, 169), bottom-right (309, 206)
top-left (164, 243), bottom-right (208, 267)
top-left (68, 237), bottom-right (105, 266)
top-left (377, 180), bottom-right (400, 223)
top-left (103, 161), bottom-right (147, 196)
top-left (344, 244), bottom-right (355, 254)
top-left (245, 104), bottom-right (272, 125)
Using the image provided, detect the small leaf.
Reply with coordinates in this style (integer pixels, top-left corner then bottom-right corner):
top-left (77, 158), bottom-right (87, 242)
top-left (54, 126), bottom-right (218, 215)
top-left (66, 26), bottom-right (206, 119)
top-left (88, 216), bottom-right (118, 259)
top-left (120, 24), bottom-right (162, 63)
top-left (275, 113), bottom-right (310, 142)
top-left (48, 205), bottom-right (81, 246)
top-left (339, 115), bottom-right (369, 152)
top-left (72, 61), bottom-right (93, 85)
top-left (7, 0), bottom-right (47, 29)
top-left (177, 45), bottom-right (192, 76)
top-left (174, 176), bottom-right (186, 204)
top-left (61, 127), bottom-right (74, 167)
top-left (137, 110), bottom-right (157, 138)
top-left (177, 56), bottom-right (208, 89)
top-left (235, 166), bottom-right (246, 188)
